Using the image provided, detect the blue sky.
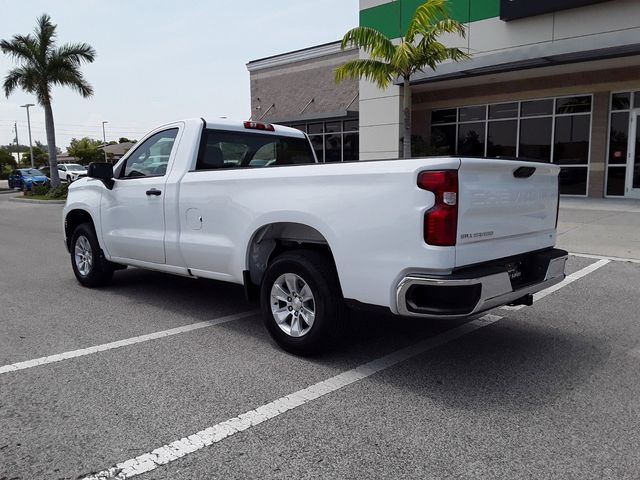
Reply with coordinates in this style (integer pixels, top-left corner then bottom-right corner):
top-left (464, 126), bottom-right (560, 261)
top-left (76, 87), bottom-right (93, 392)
top-left (0, 0), bottom-right (358, 150)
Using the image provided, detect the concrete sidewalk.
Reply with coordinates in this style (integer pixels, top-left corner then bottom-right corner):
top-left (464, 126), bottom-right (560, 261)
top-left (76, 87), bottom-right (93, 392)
top-left (558, 197), bottom-right (640, 260)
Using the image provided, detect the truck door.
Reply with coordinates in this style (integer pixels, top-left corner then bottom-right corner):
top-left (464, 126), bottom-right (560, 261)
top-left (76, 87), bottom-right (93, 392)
top-left (100, 128), bottom-right (180, 264)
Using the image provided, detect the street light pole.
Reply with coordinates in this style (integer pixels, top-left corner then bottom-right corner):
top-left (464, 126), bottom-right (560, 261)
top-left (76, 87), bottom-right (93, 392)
top-left (14, 122), bottom-right (20, 166)
top-left (20, 104), bottom-right (35, 168)
top-left (102, 121), bottom-right (109, 162)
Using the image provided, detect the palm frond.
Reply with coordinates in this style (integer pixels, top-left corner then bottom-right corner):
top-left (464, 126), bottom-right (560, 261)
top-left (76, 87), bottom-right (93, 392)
top-left (0, 35), bottom-right (39, 63)
top-left (52, 42), bottom-right (96, 65)
top-left (406, 0), bottom-right (448, 42)
top-left (335, 59), bottom-right (394, 89)
top-left (49, 63), bottom-right (94, 98)
top-left (340, 27), bottom-right (395, 61)
top-left (35, 13), bottom-right (57, 57)
top-left (2, 68), bottom-right (23, 97)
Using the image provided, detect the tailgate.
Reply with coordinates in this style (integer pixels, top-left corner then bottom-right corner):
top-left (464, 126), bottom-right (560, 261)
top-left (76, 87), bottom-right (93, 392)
top-left (456, 158), bottom-right (559, 267)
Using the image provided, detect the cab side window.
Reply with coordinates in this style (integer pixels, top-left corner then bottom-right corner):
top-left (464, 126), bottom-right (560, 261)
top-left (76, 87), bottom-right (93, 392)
top-left (196, 130), bottom-right (315, 170)
top-left (121, 129), bottom-right (179, 179)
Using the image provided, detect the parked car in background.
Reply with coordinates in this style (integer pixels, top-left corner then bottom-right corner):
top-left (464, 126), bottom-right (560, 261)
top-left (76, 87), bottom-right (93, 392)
top-left (58, 163), bottom-right (88, 183)
top-left (8, 168), bottom-right (50, 190)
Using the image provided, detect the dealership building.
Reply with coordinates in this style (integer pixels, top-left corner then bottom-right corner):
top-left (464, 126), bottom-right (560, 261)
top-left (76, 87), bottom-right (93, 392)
top-left (247, 0), bottom-right (640, 198)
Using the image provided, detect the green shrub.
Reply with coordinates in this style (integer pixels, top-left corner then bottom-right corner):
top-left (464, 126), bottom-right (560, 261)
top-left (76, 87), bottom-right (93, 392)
top-left (31, 185), bottom-right (50, 196)
top-left (46, 183), bottom-right (69, 199)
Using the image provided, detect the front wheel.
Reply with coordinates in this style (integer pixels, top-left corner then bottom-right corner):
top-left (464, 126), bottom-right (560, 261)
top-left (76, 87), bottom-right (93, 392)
top-left (260, 250), bottom-right (344, 356)
top-left (70, 223), bottom-right (113, 288)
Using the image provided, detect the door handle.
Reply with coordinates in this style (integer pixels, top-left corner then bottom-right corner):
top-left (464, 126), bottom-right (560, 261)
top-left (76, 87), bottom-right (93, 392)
top-left (146, 188), bottom-right (162, 196)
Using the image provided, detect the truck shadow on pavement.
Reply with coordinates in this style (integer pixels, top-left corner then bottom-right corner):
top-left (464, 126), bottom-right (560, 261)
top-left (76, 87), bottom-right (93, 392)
top-left (349, 313), bottom-right (609, 413)
top-left (101, 269), bottom-right (607, 412)
top-left (103, 268), bottom-right (249, 319)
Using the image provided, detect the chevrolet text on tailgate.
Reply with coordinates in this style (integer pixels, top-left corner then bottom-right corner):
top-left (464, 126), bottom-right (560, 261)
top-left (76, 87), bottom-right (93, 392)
top-left (63, 118), bottom-right (568, 355)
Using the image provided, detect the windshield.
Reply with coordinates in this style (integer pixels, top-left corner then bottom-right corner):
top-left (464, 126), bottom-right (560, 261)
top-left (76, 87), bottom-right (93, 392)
top-left (22, 169), bottom-right (44, 176)
top-left (66, 164), bottom-right (86, 171)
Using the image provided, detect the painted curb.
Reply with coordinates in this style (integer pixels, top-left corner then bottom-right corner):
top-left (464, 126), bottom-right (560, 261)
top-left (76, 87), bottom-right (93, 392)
top-left (8, 195), bottom-right (66, 205)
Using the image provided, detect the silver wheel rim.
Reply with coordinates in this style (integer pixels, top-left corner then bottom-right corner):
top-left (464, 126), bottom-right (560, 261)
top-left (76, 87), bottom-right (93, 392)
top-left (270, 273), bottom-right (316, 338)
top-left (74, 235), bottom-right (93, 277)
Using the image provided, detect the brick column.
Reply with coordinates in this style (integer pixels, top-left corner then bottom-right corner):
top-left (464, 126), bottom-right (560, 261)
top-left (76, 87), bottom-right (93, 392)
top-left (588, 91), bottom-right (610, 198)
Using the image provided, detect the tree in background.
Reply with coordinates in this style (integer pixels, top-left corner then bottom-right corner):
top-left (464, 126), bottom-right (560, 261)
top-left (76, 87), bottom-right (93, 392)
top-left (21, 141), bottom-right (49, 167)
top-left (118, 137), bottom-right (136, 144)
top-left (67, 137), bottom-right (104, 165)
top-left (335, 0), bottom-right (469, 158)
top-left (1, 14), bottom-right (96, 186)
top-left (0, 147), bottom-right (18, 179)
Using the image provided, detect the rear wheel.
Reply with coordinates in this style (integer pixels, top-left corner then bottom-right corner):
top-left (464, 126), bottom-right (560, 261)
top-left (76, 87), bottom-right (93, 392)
top-left (260, 250), bottom-right (344, 356)
top-left (70, 223), bottom-right (113, 287)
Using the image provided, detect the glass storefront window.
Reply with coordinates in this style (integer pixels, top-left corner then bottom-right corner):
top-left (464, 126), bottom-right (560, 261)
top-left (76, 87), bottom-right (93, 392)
top-left (611, 93), bottom-right (631, 111)
top-left (287, 118), bottom-right (359, 163)
top-left (431, 125), bottom-right (456, 155)
top-left (307, 123), bottom-right (324, 134)
top-left (344, 120), bottom-right (359, 132)
top-left (559, 167), bottom-right (588, 195)
top-left (556, 96), bottom-right (592, 114)
top-left (553, 115), bottom-right (591, 165)
top-left (459, 106), bottom-right (486, 122)
top-left (489, 103), bottom-right (518, 120)
top-left (324, 134), bottom-right (342, 162)
top-left (458, 123), bottom-right (485, 156)
top-left (519, 117), bottom-right (552, 162)
top-left (429, 96), bottom-right (592, 194)
top-left (606, 167), bottom-right (627, 196)
top-left (487, 120), bottom-right (517, 157)
top-left (325, 122), bottom-right (342, 133)
top-left (521, 99), bottom-right (554, 117)
top-left (343, 132), bottom-right (359, 161)
top-left (432, 109), bottom-right (457, 124)
top-left (609, 112), bottom-right (629, 165)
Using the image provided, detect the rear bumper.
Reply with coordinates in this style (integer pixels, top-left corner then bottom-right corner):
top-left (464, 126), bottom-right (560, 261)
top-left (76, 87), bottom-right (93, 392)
top-left (396, 248), bottom-right (568, 319)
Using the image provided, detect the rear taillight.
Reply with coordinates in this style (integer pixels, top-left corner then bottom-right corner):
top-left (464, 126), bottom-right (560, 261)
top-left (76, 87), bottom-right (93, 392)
top-left (418, 170), bottom-right (458, 247)
top-left (244, 121), bottom-right (275, 131)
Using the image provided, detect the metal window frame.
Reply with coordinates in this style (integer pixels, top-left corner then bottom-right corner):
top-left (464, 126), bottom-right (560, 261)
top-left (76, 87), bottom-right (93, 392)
top-left (604, 89), bottom-right (640, 198)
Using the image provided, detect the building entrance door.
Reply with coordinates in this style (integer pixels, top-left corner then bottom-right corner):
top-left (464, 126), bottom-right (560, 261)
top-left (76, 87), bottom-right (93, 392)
top-left (626, 111), bottom-right (640, 199)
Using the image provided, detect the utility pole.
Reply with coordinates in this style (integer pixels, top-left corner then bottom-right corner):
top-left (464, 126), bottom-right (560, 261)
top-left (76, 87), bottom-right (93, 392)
top-left (102, 121), bottom-right (109, 162)
top-left (14, 122), bottom-right (20, 166)
top-left (20, 104), bottom-right (35, 168)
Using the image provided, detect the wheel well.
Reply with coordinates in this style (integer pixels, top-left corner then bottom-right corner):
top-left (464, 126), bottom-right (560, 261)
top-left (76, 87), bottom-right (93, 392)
top-left (246, 222), bottom-right (337, 289)
top-left (64, 209), bottom-right (94, 251)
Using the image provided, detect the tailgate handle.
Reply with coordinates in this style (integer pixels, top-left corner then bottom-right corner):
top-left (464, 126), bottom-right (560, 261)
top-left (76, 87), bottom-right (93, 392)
top-left (513, 167), bottom-right (536, 178)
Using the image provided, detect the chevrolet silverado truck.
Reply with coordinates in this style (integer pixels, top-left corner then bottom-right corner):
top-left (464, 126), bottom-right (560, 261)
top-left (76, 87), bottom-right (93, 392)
top-left (63, 118), bottom-right (567, 355)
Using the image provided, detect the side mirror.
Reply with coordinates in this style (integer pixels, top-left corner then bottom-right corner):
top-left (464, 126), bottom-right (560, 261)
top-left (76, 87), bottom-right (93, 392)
top-left (87, 162), bottom-right (114, 189)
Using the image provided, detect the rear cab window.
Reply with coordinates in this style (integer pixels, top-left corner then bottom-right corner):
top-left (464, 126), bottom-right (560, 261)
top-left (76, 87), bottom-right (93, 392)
top-left (196, 129), bottom-right (316, 171)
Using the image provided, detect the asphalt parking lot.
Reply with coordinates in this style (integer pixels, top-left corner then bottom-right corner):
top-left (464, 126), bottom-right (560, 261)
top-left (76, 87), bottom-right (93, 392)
top-left (1, 193), bottom-right (640, 479)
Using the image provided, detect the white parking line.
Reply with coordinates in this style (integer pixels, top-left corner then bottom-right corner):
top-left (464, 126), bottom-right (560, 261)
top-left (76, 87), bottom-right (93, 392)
top-left (570, 252), bottom-right (640, 265)
top-left (80, 314), bottom-right (504, 480)
top-left (502, 258), bottom-right (610, 312)
top-left (0, 311), bottom-right (257, 375)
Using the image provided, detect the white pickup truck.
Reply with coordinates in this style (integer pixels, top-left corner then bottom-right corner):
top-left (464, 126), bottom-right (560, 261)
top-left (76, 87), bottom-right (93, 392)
top-left (63, 118), bottom-right (567, 355)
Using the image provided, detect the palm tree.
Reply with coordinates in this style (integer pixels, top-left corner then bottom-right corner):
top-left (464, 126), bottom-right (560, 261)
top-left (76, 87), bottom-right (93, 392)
top-left (336, 0), bottom-right (469, 159)
top-left (1, 14), bottom-right (96, 186)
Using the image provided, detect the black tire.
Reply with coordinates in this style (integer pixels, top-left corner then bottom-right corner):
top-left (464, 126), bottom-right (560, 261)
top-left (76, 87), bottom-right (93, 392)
top-left (67, 175), bottom-right (72, 183)
top-left (260, 250), bottom-right (345, 356)
top-left (70, 223), bottom-right (114, 288)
